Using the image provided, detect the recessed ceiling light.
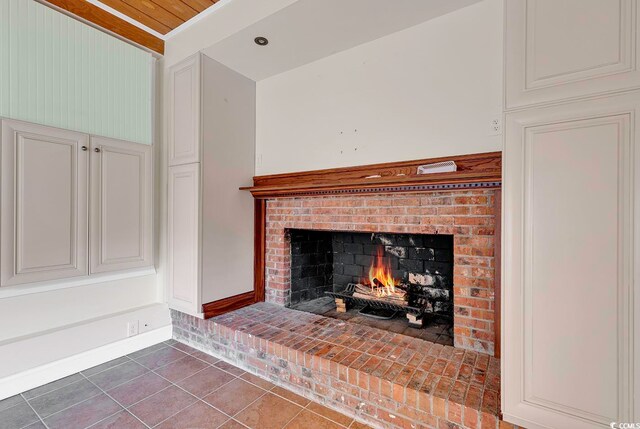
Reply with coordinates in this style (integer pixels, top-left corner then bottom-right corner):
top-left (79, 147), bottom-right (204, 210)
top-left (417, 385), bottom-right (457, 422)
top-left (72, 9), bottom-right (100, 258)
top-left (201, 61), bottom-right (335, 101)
top-left (254, 36), bottom-right (269, 46)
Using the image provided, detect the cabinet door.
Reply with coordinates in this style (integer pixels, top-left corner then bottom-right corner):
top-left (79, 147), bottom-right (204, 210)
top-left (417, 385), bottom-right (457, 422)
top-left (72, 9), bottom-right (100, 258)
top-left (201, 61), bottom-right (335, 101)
top-left (1, 120), bottom-right (89, 286)
top-left (89, 136), bottom-right (153, 273)
top-left (167, 163), bottom-right (201, 315)
top-left (168, 54), bottom-right (200, 166)
top-left (505, 0), bottom-right (640, 109)
top-left (503, 93), bottom-right (638, 428)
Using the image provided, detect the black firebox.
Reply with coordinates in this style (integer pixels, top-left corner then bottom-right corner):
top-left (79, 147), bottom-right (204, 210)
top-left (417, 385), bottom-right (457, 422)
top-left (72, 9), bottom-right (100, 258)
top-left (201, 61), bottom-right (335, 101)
top-left (288, 229), bottom-right (454, 321)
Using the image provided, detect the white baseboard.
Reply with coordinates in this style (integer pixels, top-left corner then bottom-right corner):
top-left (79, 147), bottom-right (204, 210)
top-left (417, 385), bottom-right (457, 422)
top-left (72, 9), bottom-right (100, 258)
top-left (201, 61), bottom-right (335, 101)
top-left (0, 325), bottom-right (172, 400)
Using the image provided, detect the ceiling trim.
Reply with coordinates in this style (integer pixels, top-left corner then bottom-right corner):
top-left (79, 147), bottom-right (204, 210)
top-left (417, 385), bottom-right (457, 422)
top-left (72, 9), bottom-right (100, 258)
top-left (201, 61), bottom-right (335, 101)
top-left (39, 0), bottom-right (165, 54)
top-left (39, 0), bottom-right (235, 56)
top-left (162, 0), bottom-right (232, 39)
top-left (88, 0), bottom-right (234, 41)
top-left (85, 0), bottom-right (166, 39)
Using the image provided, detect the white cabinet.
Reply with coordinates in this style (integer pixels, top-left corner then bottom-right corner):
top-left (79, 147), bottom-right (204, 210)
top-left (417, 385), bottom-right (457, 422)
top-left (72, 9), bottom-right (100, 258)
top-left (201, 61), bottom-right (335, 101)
top-left (502, 92), bottom-right (638, 428)
top-left (505, 0), bottom-right (640, 109)
top-left (167, 163), bottom-right (201, 314)
top-left (166, 53), bottom-right (255, 317)
top-left (90, 136), bottom-right (153, 274)
top-left (168, 54), bottom-right (201, 166)
top-left (0, 119), bottom-right (154, 287)
top-left (1, 120), bottom-right (89, 285)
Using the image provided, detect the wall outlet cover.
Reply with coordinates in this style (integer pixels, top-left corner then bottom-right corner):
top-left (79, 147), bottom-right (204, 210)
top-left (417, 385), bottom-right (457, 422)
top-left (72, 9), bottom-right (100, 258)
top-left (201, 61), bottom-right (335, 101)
top-left (127, 321), bottom-right (139, 337)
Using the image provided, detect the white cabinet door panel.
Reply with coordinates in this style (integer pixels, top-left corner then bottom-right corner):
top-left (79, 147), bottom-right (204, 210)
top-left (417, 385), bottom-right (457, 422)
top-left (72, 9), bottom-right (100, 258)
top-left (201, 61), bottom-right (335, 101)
top-left (1, 120), bottom-right (89, 286)
top-left (168, 54), bottom-right (200, 166)
top-left (506, 0), bottom-right (640, 109)
top-left (503, 93), bottom-right (638, 428)
top-left (90, 136), bottom-right (153, 273)
top-left (167, 163), bottom-right (201, 315)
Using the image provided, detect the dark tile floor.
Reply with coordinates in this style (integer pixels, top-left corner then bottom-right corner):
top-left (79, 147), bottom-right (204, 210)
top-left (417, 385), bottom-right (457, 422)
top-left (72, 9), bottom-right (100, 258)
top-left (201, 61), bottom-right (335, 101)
top-left (0, 340), bottom-right (371, 429)
top-left (291, 296), bottom-right (454, 346)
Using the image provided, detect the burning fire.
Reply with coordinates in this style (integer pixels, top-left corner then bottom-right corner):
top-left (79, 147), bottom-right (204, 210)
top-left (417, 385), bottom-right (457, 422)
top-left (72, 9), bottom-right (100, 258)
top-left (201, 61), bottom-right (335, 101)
top-left (367, 247), bottom-right (401, 298)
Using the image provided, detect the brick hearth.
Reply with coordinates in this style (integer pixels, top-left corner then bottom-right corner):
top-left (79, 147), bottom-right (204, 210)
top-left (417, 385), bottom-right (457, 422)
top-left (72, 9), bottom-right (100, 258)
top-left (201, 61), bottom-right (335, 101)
top-left (172, 303), bottom-right (509, 429)
top-left (264, 189), bottom-right (498, 355)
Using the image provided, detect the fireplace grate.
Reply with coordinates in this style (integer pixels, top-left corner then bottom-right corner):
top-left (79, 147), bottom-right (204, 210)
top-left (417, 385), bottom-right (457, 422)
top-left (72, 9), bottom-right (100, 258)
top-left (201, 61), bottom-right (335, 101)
top-left (325, 283), bottom-right (432, 317)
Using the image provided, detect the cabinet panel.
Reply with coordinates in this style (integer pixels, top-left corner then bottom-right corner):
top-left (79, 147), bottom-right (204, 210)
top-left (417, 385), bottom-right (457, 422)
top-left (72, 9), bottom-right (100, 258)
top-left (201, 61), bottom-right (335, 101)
top-left (505, 0), bottom-right (640, 109)
top-left (167, 163), bottom-right (201, 314)
top-left (168, 55), bottom-right (200, 166)
top-left (503, 94), bottom-right (637, 428)
top-left (90, 136), bottom-right (153, 273)
top-left (1, 120), bottom-right (89, 286)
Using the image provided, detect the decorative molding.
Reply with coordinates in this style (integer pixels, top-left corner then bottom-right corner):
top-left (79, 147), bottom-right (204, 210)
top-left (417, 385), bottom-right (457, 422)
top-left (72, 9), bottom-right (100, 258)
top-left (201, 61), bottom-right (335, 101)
top-left (242, 152), bottom-right (502, 199)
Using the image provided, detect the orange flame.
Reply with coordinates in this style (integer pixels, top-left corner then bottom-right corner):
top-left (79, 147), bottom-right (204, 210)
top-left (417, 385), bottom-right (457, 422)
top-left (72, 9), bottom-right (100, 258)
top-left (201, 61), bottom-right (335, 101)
top-left (368, 247), bottom-right (398, 297)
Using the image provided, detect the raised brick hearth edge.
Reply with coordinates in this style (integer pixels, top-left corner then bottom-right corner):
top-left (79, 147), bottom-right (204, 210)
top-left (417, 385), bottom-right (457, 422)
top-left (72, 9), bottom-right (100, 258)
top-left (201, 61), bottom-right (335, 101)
top-left (171, 304), bottom-right (521, 429)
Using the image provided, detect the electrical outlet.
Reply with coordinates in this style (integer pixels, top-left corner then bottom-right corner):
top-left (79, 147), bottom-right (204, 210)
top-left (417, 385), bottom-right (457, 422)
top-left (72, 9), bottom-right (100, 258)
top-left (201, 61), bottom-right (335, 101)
top-left (127, 321), bottom-right (139, 337)
top-left (488, 116), bottom-right (502, 136)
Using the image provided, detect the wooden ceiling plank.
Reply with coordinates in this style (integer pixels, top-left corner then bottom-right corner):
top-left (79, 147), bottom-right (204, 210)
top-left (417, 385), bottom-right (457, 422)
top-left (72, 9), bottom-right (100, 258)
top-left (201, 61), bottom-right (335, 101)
top-left (100, 0), bottom-right (172, 34)
top-left (43, 0), bottom-right (164, 54)
top-left (121, 0), bottom-right (184, 29)
top-left (149, 0), bottom-right (198, 22)
top-left (180, 0), bottom-right (217, 13)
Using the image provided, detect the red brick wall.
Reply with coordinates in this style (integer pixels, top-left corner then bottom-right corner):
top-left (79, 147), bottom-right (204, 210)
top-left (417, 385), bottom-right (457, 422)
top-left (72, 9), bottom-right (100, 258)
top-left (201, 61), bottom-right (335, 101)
top-left (264, 189), bottom-right (497, 355)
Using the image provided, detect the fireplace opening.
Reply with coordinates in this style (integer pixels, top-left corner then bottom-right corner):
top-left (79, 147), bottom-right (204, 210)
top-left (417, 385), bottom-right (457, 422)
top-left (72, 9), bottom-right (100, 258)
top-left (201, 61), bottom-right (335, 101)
top-left (287, 229), bottom-right (454, 345)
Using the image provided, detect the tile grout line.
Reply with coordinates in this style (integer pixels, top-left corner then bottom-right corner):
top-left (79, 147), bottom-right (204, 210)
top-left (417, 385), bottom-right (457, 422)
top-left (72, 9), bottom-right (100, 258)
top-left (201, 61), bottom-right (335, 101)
top-left (123, 350), bottom-right (250, 428)
top-left (20, 375), bottom-right (86, 402)
top-left (79, 356), bottom-right (133, 379)
top-left (11, 340), bottom-right (367, 429)
top-left (175, 335), bottom-right (384, 428)
top-left (20, 393), bottom-right (50, 429)
top-left (143, 368), bottom-right (241, 428)
top-left (26, 388), bottom-right (104, 424)
top-left (81, 372), bottom-right (152, 429)
top-left (301, 404), bottom-right (353, 428)
top-left (175, 339), bottom-right (357, 427)
top-left (173, 338), bottom-right (356, 426)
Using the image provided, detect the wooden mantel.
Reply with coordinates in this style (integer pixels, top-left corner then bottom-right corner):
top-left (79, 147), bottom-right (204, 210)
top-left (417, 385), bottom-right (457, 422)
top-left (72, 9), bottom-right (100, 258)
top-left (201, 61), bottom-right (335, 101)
top-left (241, 152), bottom-right (502, 199)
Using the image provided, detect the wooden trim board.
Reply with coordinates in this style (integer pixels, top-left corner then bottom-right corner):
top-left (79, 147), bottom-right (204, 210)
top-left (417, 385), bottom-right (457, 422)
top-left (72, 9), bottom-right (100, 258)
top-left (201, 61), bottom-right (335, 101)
top-left (202, 291), bottom-right (257, 319)
top-left (494, 188), bottom-right (502, 359)
top-left (254, 200), bottom-right (266, 303)
top-left (242, 152), bottom-right (502, 198)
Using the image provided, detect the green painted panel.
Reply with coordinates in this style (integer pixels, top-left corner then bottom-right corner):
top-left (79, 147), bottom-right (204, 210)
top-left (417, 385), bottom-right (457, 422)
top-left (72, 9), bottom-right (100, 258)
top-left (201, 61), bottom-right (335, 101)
top-left (0, 0), bottom-right (153, 144)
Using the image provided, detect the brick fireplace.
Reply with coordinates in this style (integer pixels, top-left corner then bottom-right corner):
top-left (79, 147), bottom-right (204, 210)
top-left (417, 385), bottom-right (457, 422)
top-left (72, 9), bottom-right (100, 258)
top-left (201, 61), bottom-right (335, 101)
top-left (264, 189), bottom-right (499, 356)
top-left (172, 153), bottom-right (506, 429)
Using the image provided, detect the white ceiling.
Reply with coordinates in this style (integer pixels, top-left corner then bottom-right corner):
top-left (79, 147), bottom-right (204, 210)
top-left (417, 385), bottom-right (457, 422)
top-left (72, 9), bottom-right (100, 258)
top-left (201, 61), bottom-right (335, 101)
top-left (201, 0), bottom-right (482, 81)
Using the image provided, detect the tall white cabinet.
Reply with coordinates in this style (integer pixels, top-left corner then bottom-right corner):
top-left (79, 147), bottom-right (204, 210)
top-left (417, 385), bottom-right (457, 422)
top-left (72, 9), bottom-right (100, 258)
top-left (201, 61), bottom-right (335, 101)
top-left (503, 2), bottom-right (639, 428)
top-left (0, 119), bottom-right (153, 287)
top-left (167, 53), bottom-right (255, 317)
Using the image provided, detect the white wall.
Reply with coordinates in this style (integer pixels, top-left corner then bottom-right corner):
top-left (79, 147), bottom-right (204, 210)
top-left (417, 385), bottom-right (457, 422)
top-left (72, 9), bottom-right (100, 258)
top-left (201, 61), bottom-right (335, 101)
top-left (0, 275), bottom-right (158, 342)
top-left (255, 0), bottom-right (503, 175)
